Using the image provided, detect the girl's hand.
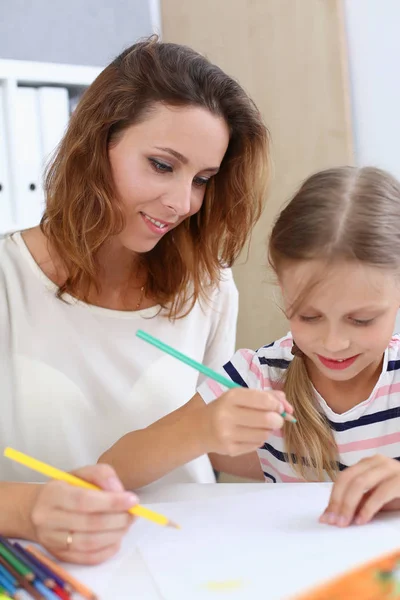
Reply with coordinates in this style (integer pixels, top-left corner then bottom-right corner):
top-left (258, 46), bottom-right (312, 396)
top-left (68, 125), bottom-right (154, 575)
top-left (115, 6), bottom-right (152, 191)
top-left (203, 388), bottom-right (293, 456)
top-left (320, 455), bottom-right (400, 527)
top-left (29, 463), bottom-right (137, 565)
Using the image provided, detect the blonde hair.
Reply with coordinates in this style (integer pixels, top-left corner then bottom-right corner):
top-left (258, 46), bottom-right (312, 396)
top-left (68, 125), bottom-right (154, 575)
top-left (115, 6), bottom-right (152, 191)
top-left (269, 166), bottom-right (400, 480)
top-left (41, 36), bottom-right (270, 318)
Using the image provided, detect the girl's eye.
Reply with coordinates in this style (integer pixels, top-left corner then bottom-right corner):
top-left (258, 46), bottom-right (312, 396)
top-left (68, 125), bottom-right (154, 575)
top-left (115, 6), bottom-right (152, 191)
top-left (193, 176), bottom-right (210, 188)
top-left (299, 315), bottom-right (320, 323)
top-left (149, 158), bottom-right (173, 173)
top-left (350, 318), bottom-right (374, 326)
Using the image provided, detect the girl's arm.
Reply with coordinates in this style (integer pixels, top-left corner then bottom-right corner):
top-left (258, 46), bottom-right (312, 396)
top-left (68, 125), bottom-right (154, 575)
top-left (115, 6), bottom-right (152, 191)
top-left (99, 389), bottom-right (286, 490)
top-left (209, 452), bottom-right (264, 481)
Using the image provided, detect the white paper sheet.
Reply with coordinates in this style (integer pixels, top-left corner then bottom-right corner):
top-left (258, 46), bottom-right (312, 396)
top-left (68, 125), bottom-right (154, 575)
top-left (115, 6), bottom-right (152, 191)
top-left (137, 483), bottom-right (400, 600)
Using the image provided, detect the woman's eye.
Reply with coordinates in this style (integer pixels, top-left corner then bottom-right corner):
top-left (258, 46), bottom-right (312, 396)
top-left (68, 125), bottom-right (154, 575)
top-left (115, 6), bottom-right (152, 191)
top-left (299, 315), bottom-right (319, 323)
top-left (149, 158), bottom-right (173, 173)
top-left (193, 176), bottom-right (210, 188)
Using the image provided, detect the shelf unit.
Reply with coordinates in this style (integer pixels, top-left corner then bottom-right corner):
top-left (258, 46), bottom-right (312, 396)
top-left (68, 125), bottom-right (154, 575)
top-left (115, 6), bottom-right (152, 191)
top-left (0, 59), bottom-right (102, 234)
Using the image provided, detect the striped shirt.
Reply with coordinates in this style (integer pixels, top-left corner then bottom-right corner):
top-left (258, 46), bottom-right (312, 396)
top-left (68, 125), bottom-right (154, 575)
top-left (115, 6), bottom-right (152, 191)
top-left (197, 333), bottom-right (400, 482)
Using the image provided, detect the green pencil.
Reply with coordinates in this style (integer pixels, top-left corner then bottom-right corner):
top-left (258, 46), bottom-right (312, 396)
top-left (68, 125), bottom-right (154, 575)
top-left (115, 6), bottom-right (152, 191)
top-left (136, 329), bottom-right (296, 423)
top-left (0, 543), bottom-right (33, 580)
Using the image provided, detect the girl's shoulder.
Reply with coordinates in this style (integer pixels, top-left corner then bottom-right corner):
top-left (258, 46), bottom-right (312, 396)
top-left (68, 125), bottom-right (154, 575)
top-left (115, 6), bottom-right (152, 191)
top-left (388, 334), bottom-right (400, 362)
top-left (225, 333), bottom-right (294, 391)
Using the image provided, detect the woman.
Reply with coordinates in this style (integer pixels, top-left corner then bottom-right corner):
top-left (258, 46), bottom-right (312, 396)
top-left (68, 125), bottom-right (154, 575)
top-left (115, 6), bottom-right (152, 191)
top-left (0, 36), bottom-right (269, 563)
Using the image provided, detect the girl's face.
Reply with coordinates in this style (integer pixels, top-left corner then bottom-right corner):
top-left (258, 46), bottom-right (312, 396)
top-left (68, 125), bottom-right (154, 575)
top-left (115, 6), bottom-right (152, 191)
top-left (108, 103), bottom-right (230, 254)
top-left (280, 260), bottom-right (400, 383)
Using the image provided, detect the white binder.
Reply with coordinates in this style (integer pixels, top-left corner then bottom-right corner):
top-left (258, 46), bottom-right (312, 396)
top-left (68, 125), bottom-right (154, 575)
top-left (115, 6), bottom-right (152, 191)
top-left (14, 87), bottom-right (44, 229)
top-left (0, 85), bottom-right (13, 233)
top-left (37, 86), bottom-right (70, 169)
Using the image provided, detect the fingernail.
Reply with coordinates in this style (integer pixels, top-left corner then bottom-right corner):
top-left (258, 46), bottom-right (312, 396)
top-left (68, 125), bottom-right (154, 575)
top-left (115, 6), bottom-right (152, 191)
top-left (325, 512), bottom-right (337, 525)
top-left (355, 515), bottom-right (364, 525)
top-left (107, 476), bottom-right (124, 492)
top-left (337, 515), bottom-right (348, 527)
top-left (125, 493), bottom-right (138, 508)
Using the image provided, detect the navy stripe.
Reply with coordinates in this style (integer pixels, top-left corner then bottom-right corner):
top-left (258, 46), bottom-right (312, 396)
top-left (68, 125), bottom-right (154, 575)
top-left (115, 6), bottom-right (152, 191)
top-left (262, 471), bottom-right (277, 483)
top-left (262, 342), bottom-right (274, 349)
top-left (258, 357), bottom-right (291, 370)
top-left (387, 360), bottom-right (400, 372)
top-left (261, 443), bottom-right (347, 471)
top-left (327, 407), bottom-right (400, 432)
top-left (222, 361), bottom-right (248, 388)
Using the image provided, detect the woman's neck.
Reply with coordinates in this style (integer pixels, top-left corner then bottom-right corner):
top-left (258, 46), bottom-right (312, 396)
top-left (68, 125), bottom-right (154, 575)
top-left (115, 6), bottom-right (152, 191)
top-left (22, 227), bottom-right (156, 311)
top-left (306, 355), bottom-right (384, 415)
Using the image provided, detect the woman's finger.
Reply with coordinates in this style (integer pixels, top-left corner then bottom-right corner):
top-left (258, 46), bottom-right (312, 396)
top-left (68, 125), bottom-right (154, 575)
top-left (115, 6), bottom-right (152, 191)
top-left (40, 508), bottom-right (134, 532)
top-left (53, 542), bottom-right (122, 566)
top-left (43, 527), bottom-right (129, 554)
top-left (41, 481), bottom-right (137, 514)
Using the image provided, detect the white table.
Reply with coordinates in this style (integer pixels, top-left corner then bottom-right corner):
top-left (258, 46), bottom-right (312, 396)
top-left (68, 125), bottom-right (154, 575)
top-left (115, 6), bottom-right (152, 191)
top-left (65, 482), bottom-right (400, 600)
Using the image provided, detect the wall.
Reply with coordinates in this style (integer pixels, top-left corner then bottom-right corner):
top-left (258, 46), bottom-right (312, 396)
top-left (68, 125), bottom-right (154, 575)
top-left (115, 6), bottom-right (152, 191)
top-left (344, 0), bottom-right (400, 332)
top-left (0, 0), bottom-right (157, 66)
top-left (161, 0), bottom-right (353, 350)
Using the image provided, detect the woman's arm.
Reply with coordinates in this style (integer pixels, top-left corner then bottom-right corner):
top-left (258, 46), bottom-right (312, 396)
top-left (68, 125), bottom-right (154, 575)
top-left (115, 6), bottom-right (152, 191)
top-left (99, 394), bottom-right (210, 490)
top-left (0, 483), bottom-right (39, 539)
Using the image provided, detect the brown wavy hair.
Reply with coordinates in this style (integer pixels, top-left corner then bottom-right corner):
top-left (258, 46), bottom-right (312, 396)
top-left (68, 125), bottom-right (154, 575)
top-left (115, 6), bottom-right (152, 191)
top-left (41, 35), bottom-right (270, 317)
top-left (269, 166), bottom-right (400, 480)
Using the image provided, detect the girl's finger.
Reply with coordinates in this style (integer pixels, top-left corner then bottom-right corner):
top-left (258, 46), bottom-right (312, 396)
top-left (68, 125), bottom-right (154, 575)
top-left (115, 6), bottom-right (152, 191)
top-left (235, 407), bottom-right (284, 431)
top-left (320, 457), bottom-right (382, 524)
top-left (321, 461), bottom-right (393, 526)
top-left (355, 475), bottom-right (400, 525)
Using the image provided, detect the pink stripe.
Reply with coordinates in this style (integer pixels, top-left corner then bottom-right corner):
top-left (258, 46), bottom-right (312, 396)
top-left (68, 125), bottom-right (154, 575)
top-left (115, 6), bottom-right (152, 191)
top-left (238, 349), bottom-right (284, 391)
top-left (259, 456), bottom-right (303, 483)
top-left (279, 338), bottom-right (293, 348)
top-left (206, 379), bottom-right (224, 398)
top-left (374, 381), bottom-right (400, 400)
top-left (239, 349), bottom-right (265, 387)
top-left (338, 431), bottom-right (400, 454)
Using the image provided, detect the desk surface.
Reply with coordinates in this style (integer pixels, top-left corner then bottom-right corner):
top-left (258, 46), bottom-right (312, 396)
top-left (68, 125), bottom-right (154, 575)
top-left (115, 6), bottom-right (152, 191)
top-left (65, 482), bottom-right (400, 600)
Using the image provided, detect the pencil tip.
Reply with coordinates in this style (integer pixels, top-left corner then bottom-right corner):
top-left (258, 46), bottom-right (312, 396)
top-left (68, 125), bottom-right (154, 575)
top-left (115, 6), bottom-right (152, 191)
top-left (168, 521), bottom-right (181, 529)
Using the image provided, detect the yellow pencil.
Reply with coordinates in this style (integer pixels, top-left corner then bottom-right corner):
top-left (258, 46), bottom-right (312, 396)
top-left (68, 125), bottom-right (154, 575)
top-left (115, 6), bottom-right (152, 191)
top-left (4, 448), bottom-right (179, 529)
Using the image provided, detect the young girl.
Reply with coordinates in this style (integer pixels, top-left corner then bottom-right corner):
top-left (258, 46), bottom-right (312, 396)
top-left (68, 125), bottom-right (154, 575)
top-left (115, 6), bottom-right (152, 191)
top-left (101, 165), bottom-right (400, 528)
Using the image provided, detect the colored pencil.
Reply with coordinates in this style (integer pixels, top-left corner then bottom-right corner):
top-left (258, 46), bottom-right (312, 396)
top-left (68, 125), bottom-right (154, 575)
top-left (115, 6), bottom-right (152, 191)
top-left (0, 556), bottom-right (44, 600)
top-left (34, 581), bottom-right (59, 600)
top-left (0, 575), bottom-right (15, 597)
top-left (0, 542), bottom-right (33, 580)
top-left (0, 564), bottom-right (16, 587)
top-left (0, 538), bottom-right (53, 590)
top-left (0, 590), bottom-right (12, 600)
top-left (4, 448), bottom-right (179, 529)
top-left (16, 546), bottom-right (69, 592)
top-left (136, 329), bottom-right (297, 423)
top-left (13, 544), bottom-right (56, 588)
top-left (0, 555), bottom-right (45, 600)
top-left (26, 546), bottom-right (96, 600)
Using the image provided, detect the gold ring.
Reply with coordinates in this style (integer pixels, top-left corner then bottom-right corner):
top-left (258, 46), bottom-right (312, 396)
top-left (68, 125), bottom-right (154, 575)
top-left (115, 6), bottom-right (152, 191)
top-left (66, 531), bottom-right (73, 550)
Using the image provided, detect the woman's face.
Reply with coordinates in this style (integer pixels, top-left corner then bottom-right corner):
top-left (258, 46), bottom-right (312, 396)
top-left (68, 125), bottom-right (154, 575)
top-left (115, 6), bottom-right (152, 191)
top-left (108, 103), bottom-right (230, 253)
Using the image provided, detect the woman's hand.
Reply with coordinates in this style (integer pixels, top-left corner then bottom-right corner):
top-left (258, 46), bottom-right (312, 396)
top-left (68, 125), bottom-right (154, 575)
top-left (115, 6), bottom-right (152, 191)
top-left (202, 388), bottom-right (293, 456)
top-left (320, 455), bottom-right (400, 527)
top-left (28, 463), bottom-right (137, 564)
